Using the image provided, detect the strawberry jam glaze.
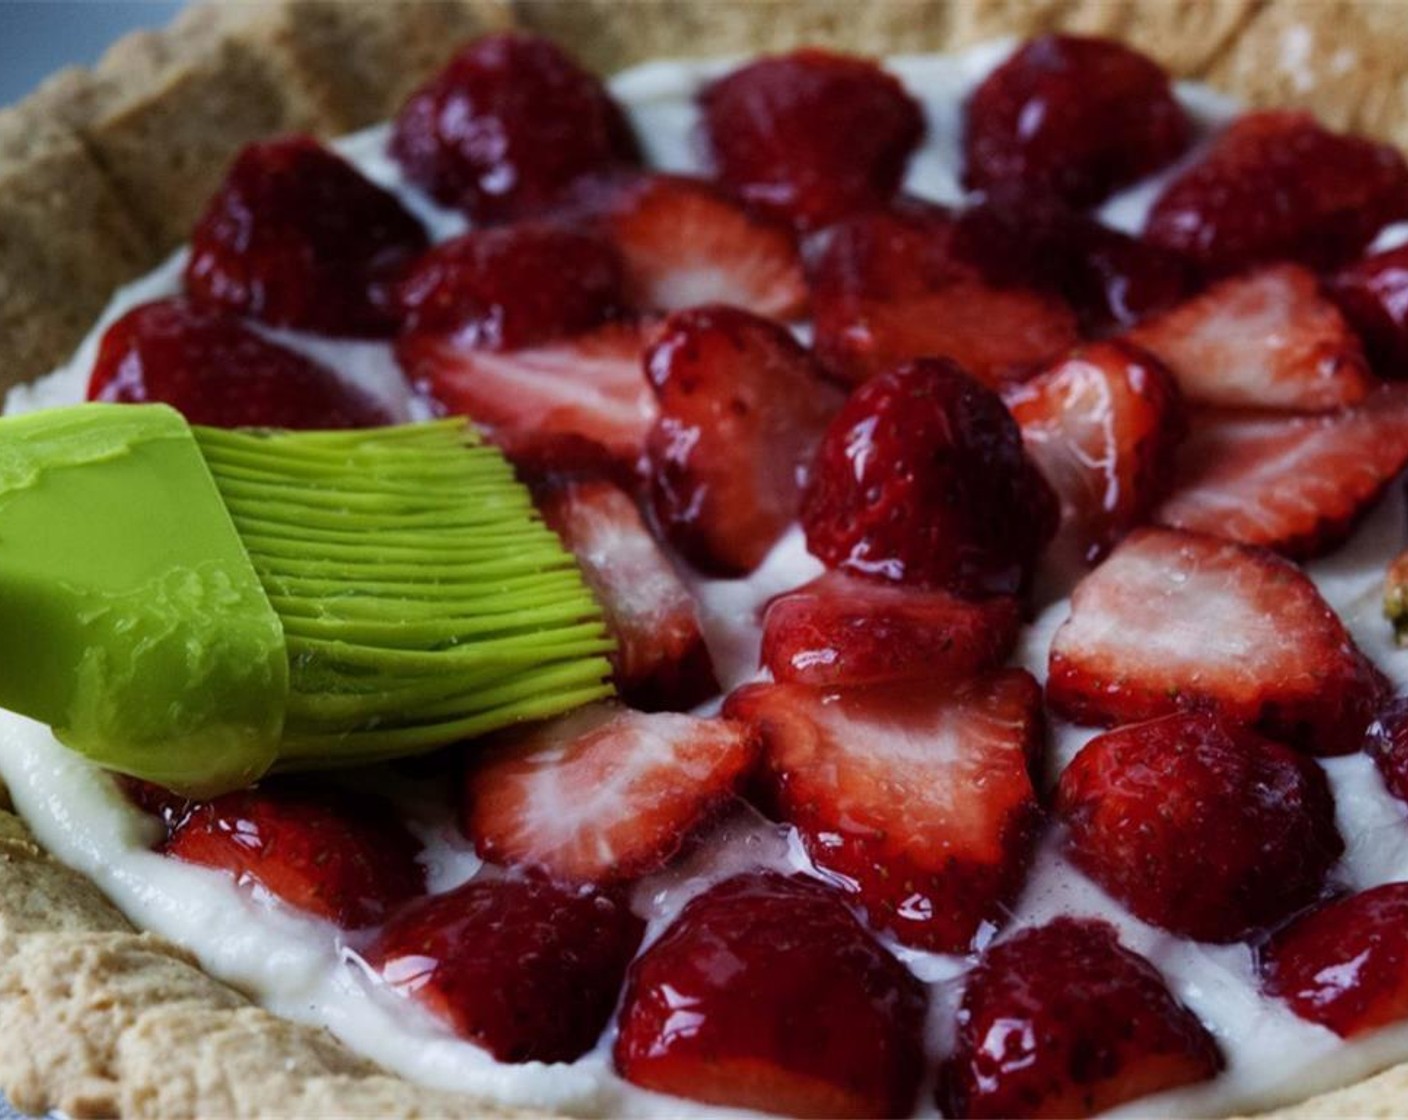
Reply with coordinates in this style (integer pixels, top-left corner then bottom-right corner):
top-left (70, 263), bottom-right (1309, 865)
top-left (6, 41), bottom-right (1408, 1119)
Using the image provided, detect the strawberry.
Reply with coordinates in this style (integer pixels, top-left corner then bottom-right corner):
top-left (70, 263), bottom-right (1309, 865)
top-left (1056, 712), bottom-right (1343, 942)
top-left (645, 305), bottom-right (843, 575)
top-left (1127, 264), bottom-right (1375, 412)
top-left (88, 298), bottom-right (393, 430)
top-left (1004, 339), bottom-right (1184, 562)
top-left (1262, 883), bottom-right (1408, 1038)
top-left (1327, 243), bottom-right (1408, 378)
top-left (162, 783), bottom-right (425, 928)
top-left (614, 871), bottom-right (927, 1118)
top-left (1145, 110), bottom-right (1408, 275)
top-left (364, 876), bottom-right (642, 1062)
top-left (963, 35), bottom-right (1191, 207)
top-left (1154, 386), bottom-right (1408, 559)
top-left (760, 570), bottom-right (1021, 688)
top-left (462, 704), bottom-right (758, 884)
top-left (184, 135), bottom-right (429, 337)
top-left (390, 33), bottom-right (638, 222)
top-left (398, 318), bottom-right (657, 467)
top-left (801, 359), bottom-right (1059, 597)
top-left (725, 670), bottom-right (1044, 952)
top-left (940, 918), bottom-right (1223, 1119)
top-left (535, 477), bottom-right (719, 711)
top-left (1363, 696), bottom-right (1408, 804)
top-left (699, 49), bottom-right (924, 231)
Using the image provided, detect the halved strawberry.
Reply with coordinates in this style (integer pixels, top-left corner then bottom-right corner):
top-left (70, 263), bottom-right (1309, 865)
top-left (1047, 527), bottom-right (1386, 754)
top-left (1003, 339), bottom-right (1184, 562)
top-left (760, 570), bottom-right (1021, 688)
top-left (725, 670), bottom-right (1044, 952)
top-left (1154, 385), bottom-right (1408, 558)
top-left (1364, 696), bottom-right (1408, 803)
top-left (462, 704), bottom-right (758, 884)
top-left (1127, 264), bottom-right (1375, 412)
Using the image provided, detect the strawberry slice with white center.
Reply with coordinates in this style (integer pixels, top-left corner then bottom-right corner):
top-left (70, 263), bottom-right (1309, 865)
top-left (725, 670), bottom-right (1044, 952)
top-left (1047, 527), bottom-right (1386, 754)
top-left (463, 704), bottom-right (759, 884)
top-left (1154, 384), bottom-right (1408, 558)
top-left (1127, 263), bottom-right (1375, 412)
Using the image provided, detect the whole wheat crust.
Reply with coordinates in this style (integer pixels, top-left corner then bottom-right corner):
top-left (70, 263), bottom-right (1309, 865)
top-left (3, 2), bottom-right (1408, 1117)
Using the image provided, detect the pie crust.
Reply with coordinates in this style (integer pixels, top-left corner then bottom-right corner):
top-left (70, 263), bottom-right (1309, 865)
top-left (3, 2), bottom-right (1408, 1116)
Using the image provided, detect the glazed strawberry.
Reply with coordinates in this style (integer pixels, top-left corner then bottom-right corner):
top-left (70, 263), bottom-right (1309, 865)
top-left (1363, 696), bottom-right (1408, 804)
top-left (1155, 386), bottom-right (1408, 558)
top-left (1047, 528), bottom-right (1386, 754)
top-left (614, 871), bottom-right (927, 1118)
top-left (390, 33), bottom-right (638, 222)
top-left (535, 477), bottom-right (718, 710)
top-left (760, 570), bottom-right (1021, 688)
top-left (365, 877), bottom-right (642, 1062)
top-left (1127, 264), bottom-right (1375, 412)
top-left (1145, 110), bottom-right (1408, 274)
top-left (726, 671), bottom-right (1044, 952)
top-left (89, 298), bottom-right (394, 430)
top-left (183, 135), bottom-right (429, 337)
top-left (463, 704), bottom-right (757, 884)
top-left (940, 918), bottom-right (1223, 1119)
top-left (1328, 243), bottom-right (1408, 377)
top-left (801, 359), bottom-right (1058, 596)
top-left (645, 305), bottom-right (843, 575)
top-left (162, 783), bottom-right (425, 928)
top-left (1004, 340), bottom-right (1184, 562)
top-left (699, 49), bottom-right (924, 231)
top-left (1056, 712), bottom-right (1343, 942)
top-left (1263, 883), bottom-right (1408, 1037)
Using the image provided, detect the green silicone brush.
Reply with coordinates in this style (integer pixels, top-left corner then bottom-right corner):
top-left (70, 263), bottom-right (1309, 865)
top-left (0, 403), bottom-right (614, 796)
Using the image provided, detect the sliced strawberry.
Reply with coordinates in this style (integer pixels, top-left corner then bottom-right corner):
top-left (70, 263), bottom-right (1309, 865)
top-left (1263, 883), bottom-right (1408, 1038)
top-left (162, 783), bottom-right (425, 928)
top-left (1056, 712), bottom-right (1343, 942)
top-left (398, 319), bottom-right (657, 467)
top-left (1004, 339), bottom-right (1184, 562)
top-left (462, 704), bottom-right (758, 884)
top-left (940, 918), bottom-right (1223, 1119)
top-left (1154, 386), bottom-right (1408, 558)
top-left (365, 877), bottom-right (642, 1062)
top-left (1364, 696), bottom-right (1408, 804)
top-left (535, 477), bottom-right (719, 711)
top-left (760, 570), bottom-right (1021, 688)
top-left (645, 305), bottom-right (843, 575)
top-left (1046, 527), bottom-right (1387, 754)
top-left (1328, 243), bottom-right (1408, 378)
top-left (614, 871), bottom-right (927, 1118)
top-left (1127, 264), bottom-right (1375, 412)
top-left (725, 670), bottom-right (1044, 952)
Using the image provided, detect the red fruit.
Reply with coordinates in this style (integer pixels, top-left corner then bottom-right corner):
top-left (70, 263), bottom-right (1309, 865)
top-left (725, 671), bottom-right (1044, 952)
top-left (162, 783), bottom-right (425, 928)
top-left (365, 877), bottom-right (642, 1062)
top-left (1328, 243), bottom-right (1408, 378)
top-left (389, 33), bottom-right (638, 222)
top-left (463, 704), bottom-right (758, 884)
top-left (1263, 882), bottom-right (1408, 1038)
top-left (963, 35), bottom-right (1191, 208)
top-left (699, 49), bottom-right (924, 231)
top-left (536, 477), bottom-right (718, 711)
top-left (184, 135), bottom-right (429, 337)
top-left (398, 319), bottom-right (657, 466)
top-left (1145, 110), bottom-right (1408, 274)
top-left (941, 918), bottom-right (1223, 1119)
top-left (614, 871), bottom-right (927, 1118)
top-left (1154, 386), bottom-right (1408, 559)
top-left (1004, 340), bottom-right (1184, 562)
top-left (387, 225), bottom-right (624, 346)
top-left (88, 298), bottom-right (394, 430)
top-left (1128, 264), bottom-right (1375, 412)
top-left (760, 570), bottom-right (1021, 688)
top-left (1364, 696), bottom-right (1408, 805)
top-left (1056, 712), bottom-right (1343, 942)
top-left (1047, 528), bottom-right (1387, 754)
top-left (800, 359), bottom-right (1059, 597)
top-left (645, 305), bottom-right (843, 575)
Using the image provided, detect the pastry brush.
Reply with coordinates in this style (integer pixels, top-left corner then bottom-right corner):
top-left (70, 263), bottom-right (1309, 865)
top-left (0, 403), bottom-right (614, 796)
